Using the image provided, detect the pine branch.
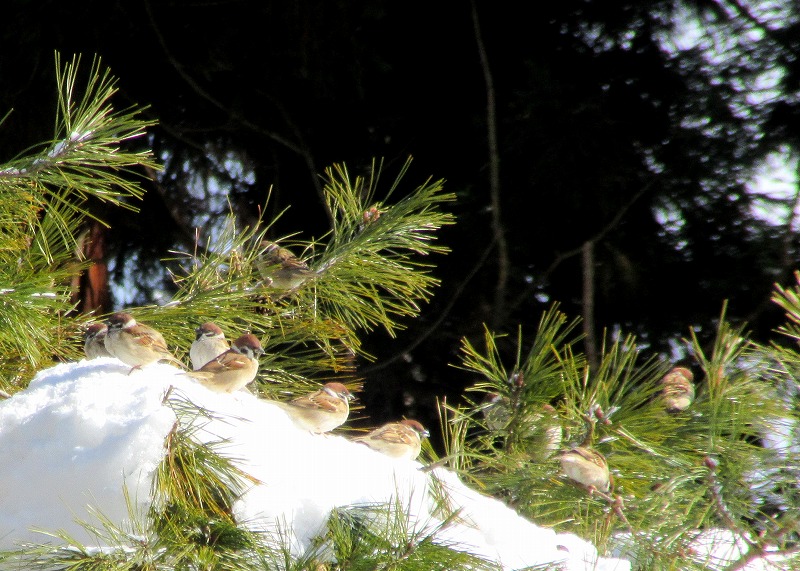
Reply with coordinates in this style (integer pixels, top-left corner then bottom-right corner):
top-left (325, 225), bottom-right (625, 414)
top-left (143, 157), bottom-right (454, 396)
top-left (772, 270), bottom-right (800, 343)
top-left (0, 53), bottom-right (157, 213)
top-left (442, 299), bottom-right (800, 568)
top-left (0, 54), bottom-right (155, 389)
top-left (326, 500), bottom-right (500, 571)
top-left (314, 157), bottom-right (455, 337)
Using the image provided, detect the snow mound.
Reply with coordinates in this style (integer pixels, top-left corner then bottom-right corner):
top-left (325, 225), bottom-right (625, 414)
top-left (0, 359), bottom-right (630, 570)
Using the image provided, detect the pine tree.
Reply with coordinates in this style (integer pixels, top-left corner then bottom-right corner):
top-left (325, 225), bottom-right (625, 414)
top-left (0, 53), bottom-right (158, 393)
top-left (439, 301), bottom-right (800, 569)
top-left (3, 53), bottom-right (800, 571)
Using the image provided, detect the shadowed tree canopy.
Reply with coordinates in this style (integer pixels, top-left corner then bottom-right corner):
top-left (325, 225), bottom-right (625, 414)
top-left (1, 0), bottom-right (799, 428)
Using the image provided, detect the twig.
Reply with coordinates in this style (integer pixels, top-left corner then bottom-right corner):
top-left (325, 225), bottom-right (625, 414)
top-left (360, 236), bottom-right (496, 375)
top-left (471, 0), bottom-right (508, 328)
top-left (704, 456), bottom-right (757, 547)
top-left (508, 181), bottom-right (653, 315)
top-left (144, 1), bottom-right (302, 155)
top-left (418, 455), bottom-right (458, 473)
top-left (143, 0), bottom-right (329, 225)
top-left (702, 455), bottom-right (779, 571)
top-left (582, 240), bottom-right (598, 370)
top-left (161, 385), bottom-right (175, 405)
top-left (592, 489), bottom-right (636, 537)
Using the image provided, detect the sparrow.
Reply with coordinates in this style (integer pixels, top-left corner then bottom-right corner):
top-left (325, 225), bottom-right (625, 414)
top-left (660, 366), bottom-right (695, 413)
top-left (104, 312), bottom-right (183, 370)
top-left (190, 333), bottom-right (264, 393)
top-left (481, 394), bottom-right (562, 459)
top-left (481, 392), bottom-right (513, 432)
top-left (83, 322), bottom-right (112, 359)
top-left (190, 322), bottom-right (230, 370)
top-left (560, 446), bottom-right (610, 492)
top-left (534, 404), bottom-right (563, 458)
top-left (256, 240), bottom-right (315, 290)
top-left (353, 419), bottom-right (430, 460)
top-left (272, 382), bottom-right (354, 433)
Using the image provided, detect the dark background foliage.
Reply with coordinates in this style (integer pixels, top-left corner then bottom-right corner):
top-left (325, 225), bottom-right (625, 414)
top-left (2, 0), bottom-right (799, 434)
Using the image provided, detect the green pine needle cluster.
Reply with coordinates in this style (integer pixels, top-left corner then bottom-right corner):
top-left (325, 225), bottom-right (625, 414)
top-left (0, 53), bottom-right (489, 571)
top-left (0, 54), bottom-right (456, 401)
top-left (0, 53), bottom-right (157, 391)
top-left (139, 154), bottom-right (454, 401)
top-left (325, 500), bottom-right (500, 571)
top-left (441, 301), bottom-right (800, 569)
top-left (317, 159), bottom-right (454, 338)
top-left (4, 50), bottom-right (800, 571)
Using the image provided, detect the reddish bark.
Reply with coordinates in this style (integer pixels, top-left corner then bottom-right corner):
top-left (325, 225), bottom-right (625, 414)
top-left (74, 222), bottom-right (110, 315)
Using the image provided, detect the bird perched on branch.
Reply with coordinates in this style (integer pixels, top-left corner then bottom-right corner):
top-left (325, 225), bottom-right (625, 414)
top-left (560, 446), bottom-right (610, 492)
top-left (256, 240), bottom-right (316, 291)
top-left (271, 382), bottom-right (354, 433)
top-left (104, 313), bottom-right (183, 370)
top-left (189, 333), bottom-right (264, 393)
top-left (190, 322), bottom-right (229, 370)
top-left (659, 366), bottom-right (695, 413)
top-left (83, 323), bottom-right (112, 359)
top-left (481, 394), bottom-right (563, 459)
top-left (353, 419), bottom-right (429, 460)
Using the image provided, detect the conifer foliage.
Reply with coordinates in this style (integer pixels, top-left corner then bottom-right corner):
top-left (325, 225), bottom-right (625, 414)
top-left (0, 53), bottom-right (157, 390)
top-left (2, 55), bottom-right (800, 570)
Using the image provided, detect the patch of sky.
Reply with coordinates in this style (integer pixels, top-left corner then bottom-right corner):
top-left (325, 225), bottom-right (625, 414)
top-left (746, 146), bottom-right (799, 228)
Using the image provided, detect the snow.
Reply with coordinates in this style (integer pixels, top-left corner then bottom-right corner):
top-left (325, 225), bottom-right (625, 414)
top-left (0, 358), bottom-right (774, 570)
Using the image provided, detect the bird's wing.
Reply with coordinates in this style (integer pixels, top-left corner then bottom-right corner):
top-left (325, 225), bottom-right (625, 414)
top-left (200, 352), bottom-right (250, 374)
top-left (369, 424), bottom-right (413, 445)
top-left (289, 391), bottom-right (339, 412)
top-left (127, 325), bottom-right (168, 351)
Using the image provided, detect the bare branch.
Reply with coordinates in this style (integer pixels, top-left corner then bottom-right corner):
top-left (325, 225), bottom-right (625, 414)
top-left (143, 0), bottom-right (330, 225)
top-left (472, 1), bottom-right (508, 328)
top-left (582, 240), bottom-right (598, 370)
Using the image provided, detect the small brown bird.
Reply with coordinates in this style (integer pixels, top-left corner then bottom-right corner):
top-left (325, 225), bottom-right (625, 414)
top-left (104, 312), bottom-right (182, 370)
top-left (190, 322), bottom-right (230, 370)
top-left (190, 334), bottom-right (264, 393)
top-left (83, 323), bottom-right (112, 359)
top-left (256, 240), bottom-right (315, 290)
top-left (535, 404), bottom-right (563, 458)
top-left (481, 392), bottom-right (513, 432)
top-left (660, 366), bottom-right (695, 413)
top-left (272, 382), bottom-right (354, 433)
top-left (481, 395), bottom-right (563, 459)
top-left (353, 419), bottom-right (430, 460)
top-left (560, 446), bottom-right (610, 492)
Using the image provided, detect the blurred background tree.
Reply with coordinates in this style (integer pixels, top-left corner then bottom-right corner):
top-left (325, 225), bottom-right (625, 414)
top-left (2, 0), bottom-right (799, 440)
